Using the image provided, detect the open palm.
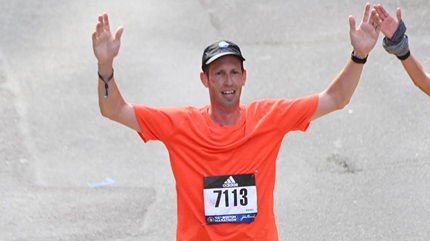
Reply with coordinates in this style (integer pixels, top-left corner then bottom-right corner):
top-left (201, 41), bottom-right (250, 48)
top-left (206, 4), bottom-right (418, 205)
top-left (374, 5), bottom-right (401, 39)
top-left (348, 3), bottom-right (380, 58)
top-left (92, 13), bottom-right (124, 64)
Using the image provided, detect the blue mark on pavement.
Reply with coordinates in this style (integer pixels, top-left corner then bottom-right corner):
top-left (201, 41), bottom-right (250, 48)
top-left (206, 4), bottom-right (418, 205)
top-left (89, 177), bottom-right (115, 188)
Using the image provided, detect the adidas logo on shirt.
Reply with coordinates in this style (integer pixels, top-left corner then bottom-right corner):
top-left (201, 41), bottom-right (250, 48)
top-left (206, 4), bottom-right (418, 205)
top-left (222, 176), bottom-right (239, 188)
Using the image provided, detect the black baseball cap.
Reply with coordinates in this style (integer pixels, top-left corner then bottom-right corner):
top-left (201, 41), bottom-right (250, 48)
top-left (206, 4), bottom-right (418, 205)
top-left (201, 40), bottom-right (245, 70)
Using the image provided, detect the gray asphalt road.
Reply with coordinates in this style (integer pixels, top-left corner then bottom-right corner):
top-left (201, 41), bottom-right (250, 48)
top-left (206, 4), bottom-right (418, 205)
top-left (1, 0), bottom-right (429, 240)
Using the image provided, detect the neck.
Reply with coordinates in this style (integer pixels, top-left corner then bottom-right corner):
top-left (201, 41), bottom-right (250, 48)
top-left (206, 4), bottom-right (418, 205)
top-left (208, 106), bottom-right (242, 127)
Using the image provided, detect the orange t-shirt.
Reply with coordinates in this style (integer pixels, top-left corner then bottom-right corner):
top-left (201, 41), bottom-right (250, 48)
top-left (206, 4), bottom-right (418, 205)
top-left (132, 94), bottom-right (318, 241)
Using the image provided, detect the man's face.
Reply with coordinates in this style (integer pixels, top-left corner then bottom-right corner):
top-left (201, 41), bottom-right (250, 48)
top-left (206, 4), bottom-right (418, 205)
top-left (203, 55), bottom-right (246, 109)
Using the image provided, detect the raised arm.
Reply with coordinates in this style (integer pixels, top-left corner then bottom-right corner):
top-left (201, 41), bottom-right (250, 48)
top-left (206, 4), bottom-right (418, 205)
top-left (399, 56), bottom-right (430, 96)
top-left (92, 13), bottom-right (141, 131)
top-left (311, 3), bottom-right (380, 121)
top-left (373, 4), bottom-right (430, 96)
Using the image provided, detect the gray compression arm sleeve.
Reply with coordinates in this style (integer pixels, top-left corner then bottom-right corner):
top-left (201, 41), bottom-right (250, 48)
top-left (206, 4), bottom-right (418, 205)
top-left (382, 20), bottom-right (410, 59)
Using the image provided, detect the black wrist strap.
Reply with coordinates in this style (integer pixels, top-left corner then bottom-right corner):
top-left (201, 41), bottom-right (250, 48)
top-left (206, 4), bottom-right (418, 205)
top-left (98, 68), bottom-right (114, 98)
top-left (397, 50), bottom-right (411, 60)
top-left (351, 51), bottom-right (367, 64)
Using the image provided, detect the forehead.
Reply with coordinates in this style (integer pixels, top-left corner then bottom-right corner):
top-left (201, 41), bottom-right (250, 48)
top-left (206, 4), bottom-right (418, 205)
top-left (208, 55), bottom-right (242, 70)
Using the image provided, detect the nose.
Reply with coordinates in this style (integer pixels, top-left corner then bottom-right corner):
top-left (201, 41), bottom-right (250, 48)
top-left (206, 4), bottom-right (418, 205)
top-left (224, 74), bottom-right (234, 86)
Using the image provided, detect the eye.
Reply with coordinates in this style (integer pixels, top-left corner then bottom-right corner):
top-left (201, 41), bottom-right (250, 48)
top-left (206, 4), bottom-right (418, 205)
top-left (215, 71), bottom-right (225, 76)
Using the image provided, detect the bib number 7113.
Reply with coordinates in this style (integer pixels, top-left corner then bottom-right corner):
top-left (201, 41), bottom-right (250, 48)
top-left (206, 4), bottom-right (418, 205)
top-left (213, 188), bottom-right (248, 207)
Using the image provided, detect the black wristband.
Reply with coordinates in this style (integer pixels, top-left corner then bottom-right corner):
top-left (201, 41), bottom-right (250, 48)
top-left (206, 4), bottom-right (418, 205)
top-left (397, 50), bottom-right (411, 60)
top-left (351, 51), bottom-right (367, 64)
top-left (98, 68), bottom-right (114, 99)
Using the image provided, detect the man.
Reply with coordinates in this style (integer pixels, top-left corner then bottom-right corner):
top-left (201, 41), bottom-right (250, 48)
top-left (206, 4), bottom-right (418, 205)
top-left (92, 3), bottom-right (379, 241)
top-left (373, 4), bottom-right (430, 96)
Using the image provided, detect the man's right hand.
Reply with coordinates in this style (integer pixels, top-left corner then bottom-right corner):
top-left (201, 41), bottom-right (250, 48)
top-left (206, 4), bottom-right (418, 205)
top-left (92, 13), bottom-right (124, 72)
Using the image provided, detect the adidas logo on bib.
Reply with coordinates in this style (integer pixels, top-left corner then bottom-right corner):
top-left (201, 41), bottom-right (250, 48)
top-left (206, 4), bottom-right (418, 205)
top-left (222, 176), bottom-right (239, 188)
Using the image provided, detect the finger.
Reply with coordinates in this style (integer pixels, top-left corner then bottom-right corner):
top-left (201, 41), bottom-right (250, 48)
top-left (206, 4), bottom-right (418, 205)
top-left (396, 8), bottom-right (402, 21)
top-left (95, 21), bottom-right (103, 36)
top-left (368, 7), bottom-right (377, 26)
top-left (95, 14), bottom-right (102, 31)
top-left (349, 15), bottom-right (356, 32)
top-left (378, 4), bottom-right (389, 19)
top-left (114, 26), bottom-right (124, 42)
top-left (103, 12), bottom-right (111, 32)
top-left (370, 9), bottom-right (376, 25)
top-left (371, 10), bottom-right (381, 32)
top-left (374, 4), bottom-right (385, 20)
top-left (92, 31), bottom-right (97, 46)
top-left (361, 3), bottom-right (371, 23)
top-left (372, 11), bottom-right (382, 27)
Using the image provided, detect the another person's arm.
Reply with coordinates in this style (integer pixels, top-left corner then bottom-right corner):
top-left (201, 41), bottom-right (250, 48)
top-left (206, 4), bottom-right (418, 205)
top-left (92, 13), bottom-right (141, 131)
top-left (400, 55), bottom-right (430, 95)
top-left (374, 4), bottom-right (430, 96)
top-left (311, 3), bottom-right (380, 121)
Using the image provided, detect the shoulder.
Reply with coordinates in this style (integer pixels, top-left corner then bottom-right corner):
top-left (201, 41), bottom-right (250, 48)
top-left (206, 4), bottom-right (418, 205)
top-left (133, 104), bottom-right (202, 116)
top-left (245, 95), bottom-right (318, 112)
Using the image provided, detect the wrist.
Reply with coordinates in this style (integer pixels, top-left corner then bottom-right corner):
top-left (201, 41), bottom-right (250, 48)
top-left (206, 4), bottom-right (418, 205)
top-left (351, 51), bottom-right (368, 64)
top-left (383, 35), bottom-right (410, 58)
top-left (351, 50), bottom-right (367, 59)
top-left (98, 68), bottom-right (114, 99)
top-left (397, 50), bottom-right (411, 60)
top-left (98, 62), bottom-right (113, 75)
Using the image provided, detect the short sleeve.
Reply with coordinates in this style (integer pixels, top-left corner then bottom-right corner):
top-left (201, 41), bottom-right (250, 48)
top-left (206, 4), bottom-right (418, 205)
top-left (132, 104), bottom-right (185, 142)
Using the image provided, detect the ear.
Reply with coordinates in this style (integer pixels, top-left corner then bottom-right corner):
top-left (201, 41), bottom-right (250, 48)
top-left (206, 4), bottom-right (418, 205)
top-left (242, 69), bottom-right (247, 86)
top-left (200, 71), bottom-right (209, 88)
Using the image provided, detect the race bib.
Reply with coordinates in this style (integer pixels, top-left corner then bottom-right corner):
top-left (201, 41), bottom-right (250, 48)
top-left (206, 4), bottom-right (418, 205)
top-left (203, 173), bottom-right (257, 224)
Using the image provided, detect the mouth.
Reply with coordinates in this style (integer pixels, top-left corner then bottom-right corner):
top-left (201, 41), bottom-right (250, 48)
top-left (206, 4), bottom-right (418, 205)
top-left (222, 90), bottom-right (235, 95)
